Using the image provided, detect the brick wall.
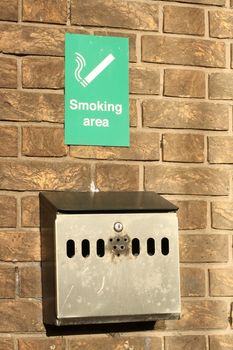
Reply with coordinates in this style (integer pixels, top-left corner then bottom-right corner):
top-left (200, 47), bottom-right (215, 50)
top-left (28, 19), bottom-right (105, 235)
top-left (0, 0), bottom-right (233, 349)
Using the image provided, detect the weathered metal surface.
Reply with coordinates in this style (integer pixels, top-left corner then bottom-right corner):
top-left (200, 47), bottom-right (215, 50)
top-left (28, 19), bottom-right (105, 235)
top-left (55, 212), bottom-right (180, 322)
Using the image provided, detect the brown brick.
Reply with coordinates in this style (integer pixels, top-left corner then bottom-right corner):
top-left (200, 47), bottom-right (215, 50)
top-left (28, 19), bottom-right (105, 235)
top-left (0, 24), bottom-right (87, 56)
top-left (0, 300), bottom-right (43, 332)
top-left (70, 131), bottom-right (160, 161)
top-left (209, 73), bottom-right (233, 100)
top-left (0, 338), bottom-right (14, 350)
top-left (18, 338), bottom-right (64, 350)
top-left (142, 36), bottom-right (225, 68)
top-left (0, 126), bottom-right (18, 157)
top-left (0, 57), bottom-right (17, 88)
top-left (165, 0), bottom-right (225, 5)
top-left (145, 166), bottom-right (229, 195)
top-left (143, 99), bottom-right (228, 130)
top-left (22, 57), bottom-right (63, 89)
top-left (176, 200), bottom-right (207, 230)
top-left (0, 231), bottom-right (40, 262)
top-left (0, 196), bottom-right (17, 228)
top-left (130, 67), bottom-right (160, 95)
top-left (212, 201), bottom-right (233, 230)
top-left (210, 335), bottom-right (233, 350)
top-left (96, 164), bottom-right (139, 191)
top-left (180, 234), bottom-right (228, 263)
top-left (180, 267), bottom-right (205, 297)
top-left (210, 10), bottom-right (233, 38)
top-left (164, 70), bottom-right (205, 98)
top-left (22, 127), bottom-right (67, 157)
top-left (19, 266), bottom-right (41, 298)
top-left (130, 99), bottom-right (137, 127)
top-left (163, 134), bottom-right (204, 162)
top-left (164, 6), bottom-right (205, 36)
top-left (0, 90), bottom-right (64, 123)
top-left (71, 0), bottom-right (158, 31)
top-left (0, 0), bottom-right (18, 21)
top-left (209, 268), bottom-right (233, 296)
top-left (94, 31), bottom-right (136, 63)
top-left (21, 196), bottom-right (39, 227)
top-left (208, 136), bottom-right (233, 163)
top-left (23, 0), bottom-right (66, 24)
top-left (69, 336), bottom-right (162, 350)
top-left (0, 267), bottom-right (15, 298)
top-left (165, 335), bottom-right (206, 350)
top-left (160, 300), bottom-right (228, 330)
top-left (0, 160), bottom-right (91, 191)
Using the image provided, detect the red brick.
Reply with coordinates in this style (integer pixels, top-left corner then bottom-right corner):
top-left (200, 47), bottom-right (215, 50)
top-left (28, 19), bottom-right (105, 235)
top-left (21, 196), bottom-right (39, 227)
top-left (0, 338), bottom-right (14, 350)
top-left (69, 336), bottom-right (162, 350)
top-left (23, 0), bottom-right (67, 24)
top-left (0, 23), bottom-right (88, 55)
top-left (0, 90), bottom-right (64, 123)
top-left (0, 196), bottom-right (17, 228)
top-left (159, 300), bottom-right (228, 330)
top-left (0, 126), bottom-right (18, 157)
top-left (22, 127), bottom-right (67, 157)
top-left (210, 335), bottom-right (233, 350)
top-left (22, 57), bottom-right (63, 89)
top-left (130, 99), bottom-right (137, 127)
top-left (163, 134), bottom-right (204, 162)
top-left (19, 266), bottom-right (41, 298)
top-left (142, 99), bottom-right (228, 130)
top-left (96, 164), bottom-right (139, 191)
top-left (209, 268), bottom-right (233, 296)
top-left (208, 136), bottom-right (233, 163)
top-left (0, 300), bottom-right (43, 332)
top-left (0, 267), bottom-right (15, 298)
top-left (145, 166), bottom-right (229, 195)
top-left (164, 70), bottom-right (205, 98)
top-left (0, 57), bottom-right (17, 88)
top-left (210, 10), bottom-right (233, 38)
top-left (130, 66), bottom-right (160, 95)
top-left (71, 0), bottom-right (158, 31)
top-left (164, 6), bottom-right (205, 36)
top-left (180, 234), bottom-right (228, 263)
top-left (18, 338), bottom-right (64, 350)
top-left (209, 73), bottom-right (233, 100)
top-left (0, 231), bottom-right (40, 262)
top-left (180, 267), bottom-right (205, 297)
top-left (165, 335), bottom-right (206, 350)
top-left (142, 36), bottom-right (225, 68)
top-left (0, 0), bottom-right (18, 21)
top-left (70, 131), bottom-right (160, 161)
top-left (175, 200), bottom-right (207, 230)
top-left (212, 201), bottom-right (233, 230)
top-left (0, 160), bottom-right (91, 191)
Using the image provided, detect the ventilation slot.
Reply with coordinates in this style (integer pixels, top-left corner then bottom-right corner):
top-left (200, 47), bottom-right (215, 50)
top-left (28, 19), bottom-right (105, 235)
top-left (97, 239), bottom-right (105, 257)
top-left (82, 239), bottom-right (90, 258)
top-left (147, 238), bottom-right (155, 256)
top-left (66, 239), bottom-right (75, 258)
top-left (132, 238), bottom-right (140, 256)
top-left (161, 237), bottom-right (169, 256)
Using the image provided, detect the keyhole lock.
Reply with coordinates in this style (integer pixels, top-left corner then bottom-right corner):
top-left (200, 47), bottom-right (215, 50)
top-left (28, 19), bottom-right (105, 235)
top-left (114, 222), bottom-right (123, 232)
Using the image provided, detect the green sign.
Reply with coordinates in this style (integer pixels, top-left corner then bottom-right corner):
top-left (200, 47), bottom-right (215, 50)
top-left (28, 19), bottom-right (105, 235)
top-left (65, 34), bottom-right (129, 146)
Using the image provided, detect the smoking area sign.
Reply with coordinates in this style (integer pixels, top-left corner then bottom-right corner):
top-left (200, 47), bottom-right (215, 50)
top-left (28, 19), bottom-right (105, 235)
top-left (64, 34), bottom-right (129, 146)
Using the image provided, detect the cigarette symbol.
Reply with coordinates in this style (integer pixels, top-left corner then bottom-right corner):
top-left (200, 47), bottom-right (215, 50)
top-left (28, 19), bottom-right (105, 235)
top-left (75, 52), bottom-right (115, 88)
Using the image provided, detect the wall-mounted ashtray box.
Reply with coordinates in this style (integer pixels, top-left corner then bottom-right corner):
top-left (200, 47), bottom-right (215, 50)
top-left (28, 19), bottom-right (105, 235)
top-left (40, 191), bottom-right (180, 326)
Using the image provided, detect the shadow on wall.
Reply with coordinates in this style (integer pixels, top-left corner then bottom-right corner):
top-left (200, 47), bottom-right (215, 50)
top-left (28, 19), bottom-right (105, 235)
top-left (45, 321), bottom-right (155, 337)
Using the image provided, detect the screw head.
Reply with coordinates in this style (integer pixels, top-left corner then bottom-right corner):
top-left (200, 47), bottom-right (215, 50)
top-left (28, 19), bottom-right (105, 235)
top-left (114, 222), bottom-right (123, 232)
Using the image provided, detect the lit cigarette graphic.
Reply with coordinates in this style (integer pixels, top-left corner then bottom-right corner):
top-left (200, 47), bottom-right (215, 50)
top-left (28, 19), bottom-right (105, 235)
top-left (75, 53), bottom-right (115, 88)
